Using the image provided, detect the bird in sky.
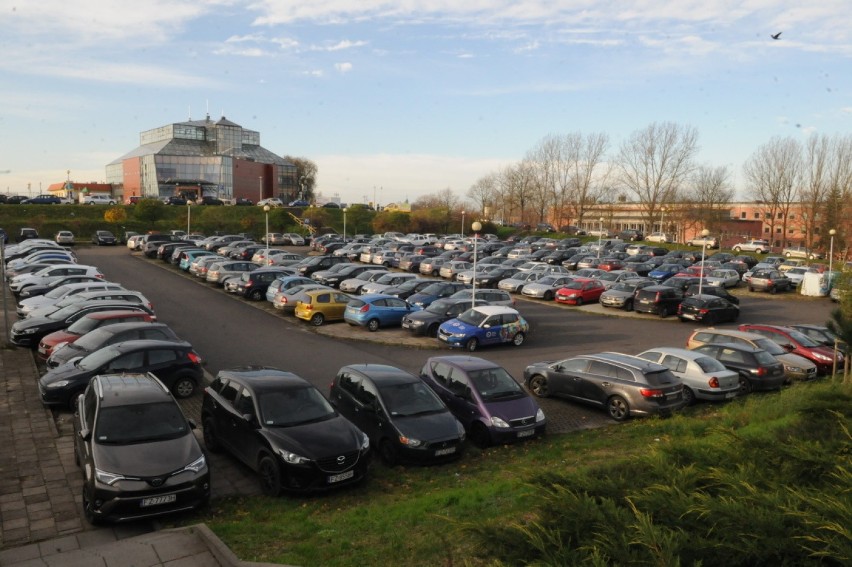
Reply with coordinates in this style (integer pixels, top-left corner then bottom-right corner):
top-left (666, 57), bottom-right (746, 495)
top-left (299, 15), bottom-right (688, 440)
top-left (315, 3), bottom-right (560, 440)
top-left (771, 32), bottom-right (782, 40)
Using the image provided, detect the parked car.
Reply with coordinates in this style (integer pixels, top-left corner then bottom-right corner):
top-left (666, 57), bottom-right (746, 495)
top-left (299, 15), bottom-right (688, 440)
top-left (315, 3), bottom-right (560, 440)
top-left (677, 295), bottom-right (740, 325)
top-left (407, 281), bottom-right (470, 308)
top-left (338, 269), bottom-right (390, 294)
top-left (15, 275), bottom-right (106, 300)
top-left (747, 269), bottom-right (793, 293)
top-left (54, 231), bottom-right (75, 245)
top-left (733, 239), bottom-right (770, 254)
top-left (360, 272), bottom-right (420, 296)
top-left (419, 356), bottom-right (545, 447)
top-left (599, 279), bottom-right (654, 311)
top-left (344, 294), bottom-right (419, 331)
top-left (683, 284), bottom-right (739, 305)
top-left (329, 364), bottom-right (464, 465)
top-left (382, 278), bottom-right (434, 300)
top-left (523, 352), bottom-right (683, 421)
top-left (81, 194), bottom-right (117, 205)
top-left (690, 343), bottom-right (787, 393)
top-left (520, 275), bottom-right (575, 300)
top-left (637, 347), bottom-right (740, 405)
top-left (554, 277), bottom-right (606, 305)
top-left (782, 246), bottom-right (823, 260)
top-left (91, 230), bottom-right (117, 246)
top-left (36, 310), bottom-right (157, 360)
top-left (47, 321), bottom-right (180, 368)
top-left (646, 232), bottom-right (674, 244)
top-left (449, 288), bottom-right (514, 307)
top-left (39, 339), bottom-right (202, 407)
top-left (294, 289), bottom-right (353, 326)
top-left (686, 328), bottom-right (818, 383)
top-left (737, 324), bottom-right (845, 375)
top-left (401, 298), bottom-right (479, 337)
top-left (257, 198), bottom-right (284, 207)
top-left (703, 269), bottom-right (740, 289)
top-left (74, 373), bottom-right (209, 524)
top-left (437, 305), bottom-right (528, 351)
top-left (789, 324), bottom-right (843, 349)
top-left (202, 367), bottom-right (370, 493)
top-left (618, 229), bottom-right (644, 242)
top-left (16, 227), bottom-right (40, 242)
top-left (17, 281), bottom-right (125, 318)
top-left (633, 285), bottom-right (683, 318)
top-left (685, 235), bottom-right (720, 248)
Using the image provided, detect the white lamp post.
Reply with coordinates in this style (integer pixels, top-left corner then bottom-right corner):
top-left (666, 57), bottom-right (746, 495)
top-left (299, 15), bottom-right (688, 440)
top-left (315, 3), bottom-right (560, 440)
top-left (186, 202), bottom-right (192, 235)
top-left (461, 211), bottom-right (466, 237)
top-left (597, 217), bottom-right (604, 258)
top-left (258, 176), bottom-right (263, 203)
top-left (828, 228), bottom-right (836, 283)
top-left (697, 228), bottom-right (710, 296)
top-left (471, 221), bottom-right (482, 307)
top-left (264, 205), bottom-right (271, 256)
top-left (343, 207), bottom-right (348, 242)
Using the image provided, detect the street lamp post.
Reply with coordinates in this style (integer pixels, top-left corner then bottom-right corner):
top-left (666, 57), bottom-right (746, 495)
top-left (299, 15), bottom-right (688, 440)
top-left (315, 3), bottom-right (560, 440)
top-left (343, 207), bottom-right (348, 242)
top-left (186, 202), bottom-right (192, 235)
top-left (461, 211), bottom-right (466, 237)
top-left (264, 205), bottom-right (271, 256)
top-left (597, 217), bottom-right (604, 258)
top-left (697, 228), bottom-right (710, 295)
top-left (471, 221), bottom-right (482, 307)
top-left (828, 229), bottom-right (836, 284)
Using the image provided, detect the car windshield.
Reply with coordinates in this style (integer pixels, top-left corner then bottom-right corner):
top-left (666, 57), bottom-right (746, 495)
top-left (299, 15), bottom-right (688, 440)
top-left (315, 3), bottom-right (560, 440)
top-left (597, 272), bottom-right (619, 282)
top-left (641, 369), bottom-right (679, 386)
top-left (397, 279), bottom-right (424, 291)
top-left (562, 280), bottom-right (587, 290)
top-left (420, 282), bottom-right (449, 295)
top-left (710, 270), bottom-right (727, 277)
top-left (694, 356), bottom-right (727, 373)
top-left (258, 387), bottom-right (335, 426)
top-left (49, 304), bottom-right (93, 321)
top-left (611, 282), bottom-right (636, 292)
top-left (44, 285), bottom-right (73, 299)
top-left (426, 299), bottom-right (453, 314)
top-left (379, 381), bottom-right (446, 417)
top-left (65, 316), bottom-right (103, 334)
top-left (536, 276), bottom-right (561, 285)
top-left (95, 402), bottom-right (189, 445)
top-left (77, 344), bottom-right (122, 371)
top-left (751, 338), bottom-right (785, 355)
top-left (73, 328), bottom-right (117, 350)
top-left (456, 309), bottom-right (488, 326)
top-left (468, 367), bottom-right (524, 401)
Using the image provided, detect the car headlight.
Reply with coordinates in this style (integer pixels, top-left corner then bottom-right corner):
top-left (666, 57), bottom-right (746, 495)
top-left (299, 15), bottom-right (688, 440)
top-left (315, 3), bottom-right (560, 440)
top-left (567, 293), bottom-right (579, 298)
top-left (456, 421), bottom-right (466, 440)
top-left (19, 328), bottom-right (38, 335)
top-left (45, 379), bottom-right (71, 389)
top-left (409, 320), bottom-right (424, 327)
top-left (19, 290), bottom-right (31, 297)
top-left (812, 352), bottom-right (832, 362)
top-left (95, 468), bottom-right (125, 485)
top-left (183, 454), bottom-right (207, 473)
top-left (399, 435), bottom-right (422, 447)
top-left (784, 365), bottom-right (803, 373)
top-left (451, 332), bottom-right (467, 338)
top-left (490, 416), bottom-right (510, 428)
top-left (276, 447), bottom-right (310, 465)
top-left (360, 432), bottom-right (370, 451)
top-left (536, 408), bottom-right (546, 422)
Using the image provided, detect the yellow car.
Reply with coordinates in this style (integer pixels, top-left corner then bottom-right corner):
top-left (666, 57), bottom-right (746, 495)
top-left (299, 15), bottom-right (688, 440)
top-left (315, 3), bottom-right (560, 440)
top-left (294, 289), bottom-right (353, 326)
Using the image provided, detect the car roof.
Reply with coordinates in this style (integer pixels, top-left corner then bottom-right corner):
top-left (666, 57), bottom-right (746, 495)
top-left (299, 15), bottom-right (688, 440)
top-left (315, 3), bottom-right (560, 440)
top-left (695, 342), bottom-right (762, 353)
top-left (426, 355), bottom-right (502, 372)
top-left (691, 328), bottom-right (765, 341)
top-left (93, 373), bottom-right (172, 407)
top-left (106, 339), bottom-right (192, 354)
top-left (342, 364), bottom-right (417, 385)
top-left (216, 366), bottom-right (308, 392)
top-left (88, 321), bottom-right (168, 335)
top-left (579, 352), bottom-right (669, 371)
top-left (81, 310), bottom-right (153, 321)
top-left (641, 347), bottom-right (715, 361)
top-left (469, 305), bottom-right (518, 316)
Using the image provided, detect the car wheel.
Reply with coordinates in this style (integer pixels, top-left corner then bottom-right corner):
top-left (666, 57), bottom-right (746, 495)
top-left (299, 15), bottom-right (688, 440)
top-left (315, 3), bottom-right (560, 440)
top-left (258, 454), bottom-right (283, 497)
top-left (625, 300), bottom-right (634, 312)
top-left (749, 286), bottom-right (755, 292)
top-left (109, 201), bottom-right (115, 205)
top-left (469, 422), bottom-right (491, 448)
top-left (379, 439), bottom-right (399, 466)
top-left (367, 318), bottom-right (380, 332)
top-left (738, 374), bottom-right (753, 395)
top-left (310, 313), bottom-right (325, 326)
top-left (703, 313), bottom-right (716, 326)
top-left (733, 247), bottom-right (741, 253)
top-left (465, 337), bottom-right (478, 352)
top-left (512, 332), bottom-right (525, 347)
top-left (769, 285), bottom-right (777, 295)
top-left (575, 297), bottom-right (584, 306)
top-left (657, 305), bottom-right (668, 318)
top-left (543, 291), bottom-right (554, 301)
top-left (431, 270), bottom-right (439, 277)
top-left (172, 376), bottom-right (196, 398)
top-left (607, 395), bottom-right (630, 421)
top-left (427, 323), bottom-right (439, 337)
top-left (249, 289), bottom-right (264, 301)
top-left (82, 485), bottom-right (102, 525)
top-left (682, 386), bottom-right (696, 406)
top-left (528, 375), bottom-right (550, 398)
top-left (202, 418), bottom-right (222, 453)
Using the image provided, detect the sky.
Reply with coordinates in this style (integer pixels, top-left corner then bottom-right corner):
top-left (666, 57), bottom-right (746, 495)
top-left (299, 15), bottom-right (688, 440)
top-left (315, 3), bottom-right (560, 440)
top-left (1, 1), bottom-right (851, 205)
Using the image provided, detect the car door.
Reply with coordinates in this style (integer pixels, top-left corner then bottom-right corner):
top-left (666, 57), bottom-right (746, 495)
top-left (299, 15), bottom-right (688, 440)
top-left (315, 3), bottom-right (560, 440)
top-left (228, 386), bottom-right (263, 466)
top-left (441, 367), bottom-right (480, 428)
top-left (144, 348), bottom-right (183, 387)
top-left (576, 361), bottom-right (621, 406)
top-left (101, 350), bottom-right (146, 374)
top-left (383, 297), bottom-right (410, 324)
top-left (479, 314), bottom-right (504, 345)
top-left (208, 378), bottom-right (243, 457)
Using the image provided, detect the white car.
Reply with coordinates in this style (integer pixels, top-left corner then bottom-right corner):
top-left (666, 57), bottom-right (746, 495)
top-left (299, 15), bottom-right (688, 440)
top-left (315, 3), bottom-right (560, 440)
top-left (637, 347), bottom-right (740, 405)
top-left (54, 231), bottom-right (75, 245)
top-left (284, 233), bottom-right (305, 246)
top-left (784, 267), bottom-right (812, 286)
top-left (646, 232), bottom-right (674, 243)
top-left (257, 198), bottom-right (284, 207)
top-left (80, 194), bottom-right (117, 205)
top-left (704, 269), bottom-right (740, 289)
top-left (732, 240), bottom-right (770, 254)
top-left (520, 275), bottom-right (575, 300)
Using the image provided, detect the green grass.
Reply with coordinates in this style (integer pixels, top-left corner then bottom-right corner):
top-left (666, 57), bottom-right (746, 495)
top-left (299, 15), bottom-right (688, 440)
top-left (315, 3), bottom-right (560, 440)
top-left (168, 380), bottom-right (851, 566)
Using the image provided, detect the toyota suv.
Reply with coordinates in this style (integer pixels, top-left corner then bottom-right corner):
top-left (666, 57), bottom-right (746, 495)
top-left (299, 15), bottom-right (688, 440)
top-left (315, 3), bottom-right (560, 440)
top-left (732, 239), bottom-right (770, 254)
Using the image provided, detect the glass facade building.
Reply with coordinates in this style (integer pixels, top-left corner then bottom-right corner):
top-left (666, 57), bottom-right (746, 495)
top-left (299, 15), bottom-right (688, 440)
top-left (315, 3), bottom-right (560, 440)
top-left (106, 115), bottom-right (297, 202)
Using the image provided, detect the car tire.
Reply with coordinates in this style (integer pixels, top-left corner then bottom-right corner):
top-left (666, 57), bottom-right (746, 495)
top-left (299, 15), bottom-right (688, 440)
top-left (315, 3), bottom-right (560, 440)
top-left (733, 247), bottom-right (741, 253)
top-left (202, 418), bottom-right (222, 453)
top-left (607, 395), bottom-right (630, 421)
top-left (738, 374), bottom-right (753, 395)
top-left (427, 323), bottom-right (439, 337)
top-left (528, 375), bottom-right (550, 398)
top-left (82, 485), bottom-right (102, 525)
top-left (658, 305), bottom-right (668, 318)
top-left (512, 332), bottom-right (525, 347)
top-left (367, 318), bottom-right (380, 332)
top-left (172, 376), bottom-right (196, 398)
top-left (469, 422), bottom-right (491, 448)
top-left (749, 286), bottom-right (755, 292)
top-left (682, 386), bottom-right (696, 406)
top-left (310, 313), bottom-right (325, 326)
top-left (543, 291), bottom-right (554, 301)
top-left (249, 289), bottom-right (264, 301)
top-left (575, 297), bottom-right (584, 306)
top-left (258, 454), bottom-right (283, 497)
top-left (466, 338), bottom-right (478, 352)
top-left (625, 300), bottom-right (634, 312)
top-left (769, 285), bottom-right (777, 295)
top-left (379, 439), bottom-right (399, 466)
top-left (66, 389), bottom-right (85, 411)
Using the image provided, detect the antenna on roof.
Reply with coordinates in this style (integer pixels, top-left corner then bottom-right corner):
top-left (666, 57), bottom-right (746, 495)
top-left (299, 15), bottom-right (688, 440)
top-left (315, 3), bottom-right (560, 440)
top-left (188, 105), bottom-right (191, 121)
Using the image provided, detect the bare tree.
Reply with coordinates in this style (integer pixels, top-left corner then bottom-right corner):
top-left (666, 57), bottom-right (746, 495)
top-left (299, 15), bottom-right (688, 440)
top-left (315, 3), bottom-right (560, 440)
top-left (798, 135), bottom-right (832, 250)
top-left (562, 132), bottom-right (610, 229)
top-left (527, 136), bottom-right (560, 225)
top-left (283, 156), bottom-right (318, 201)
top-left (683, 164), bottom-right (734, 234)
top-left (466, 172), bottom-right (500, 221)
top-left (822, 135), bottom-right (852, 252)
top-left (616, 122), bottom-right (699, 232)
top-left (742, 137), bottom-right (801, 248)
top-left (412, 188), bottom-right (463, 233)
top-left (499, 161), bottom-right (537, 226)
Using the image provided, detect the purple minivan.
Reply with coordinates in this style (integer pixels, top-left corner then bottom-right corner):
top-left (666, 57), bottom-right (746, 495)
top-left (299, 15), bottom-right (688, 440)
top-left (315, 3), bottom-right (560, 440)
top-left (419, 355), bottom-right (546, 447)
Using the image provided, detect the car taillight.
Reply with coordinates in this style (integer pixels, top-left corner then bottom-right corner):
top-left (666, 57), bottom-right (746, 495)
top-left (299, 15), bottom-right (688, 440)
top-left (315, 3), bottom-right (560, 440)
top-left (245, 281), bottom-right (253, 287)
top-left (708, 377), bottom-right (719, 388)
top-left (360, 304), bottom-right (370, 312)
top-left (699, 308), bottom-right (709, 314)
top-left (751, 367), bottom-right (767, 376)
top-left (187, 352), bottom-right (202, 364)
top-left (639, 388), bottom-right (665, 398)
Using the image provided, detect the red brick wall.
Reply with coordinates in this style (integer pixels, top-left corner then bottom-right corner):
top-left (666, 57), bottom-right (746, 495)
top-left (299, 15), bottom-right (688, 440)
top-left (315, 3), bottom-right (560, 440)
top-left (233, 159), bottom-right (276, 202)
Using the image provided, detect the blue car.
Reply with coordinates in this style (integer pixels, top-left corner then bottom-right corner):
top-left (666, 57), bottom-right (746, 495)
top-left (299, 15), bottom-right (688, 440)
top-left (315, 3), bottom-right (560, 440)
top-left (648, 263), bottom-right (683, 282)
top-left (437, 305), bottom-right (529, 352)
top-left (179, 250), bottom-right (215, 271)
top-left (344, 294), bottom-right (420, 332)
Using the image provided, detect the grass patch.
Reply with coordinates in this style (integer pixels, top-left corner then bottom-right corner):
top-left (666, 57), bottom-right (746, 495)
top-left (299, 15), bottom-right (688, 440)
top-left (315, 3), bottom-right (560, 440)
top-left (171, 380), bottom-right (850, 566)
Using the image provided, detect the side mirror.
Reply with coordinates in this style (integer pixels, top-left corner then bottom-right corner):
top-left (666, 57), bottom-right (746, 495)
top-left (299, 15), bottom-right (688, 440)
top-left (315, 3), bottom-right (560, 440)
top-left (187, 418), bottom-right (198, 430)
top-left (78, 428), bottom-right (92, 441)
top-left (782, 343), bottom-right (795, 352)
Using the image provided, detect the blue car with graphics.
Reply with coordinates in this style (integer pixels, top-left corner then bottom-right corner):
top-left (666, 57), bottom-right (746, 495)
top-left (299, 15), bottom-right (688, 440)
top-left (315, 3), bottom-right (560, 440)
top-left (437, 305), bottom-right (529, 352)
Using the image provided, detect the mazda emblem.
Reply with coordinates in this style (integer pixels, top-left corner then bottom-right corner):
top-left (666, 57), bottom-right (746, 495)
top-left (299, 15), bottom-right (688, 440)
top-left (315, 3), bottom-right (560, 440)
top-left (337, 456), bottom-right (345, 463)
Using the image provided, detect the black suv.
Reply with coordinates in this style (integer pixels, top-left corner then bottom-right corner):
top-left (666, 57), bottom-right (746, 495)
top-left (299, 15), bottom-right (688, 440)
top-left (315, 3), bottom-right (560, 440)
top-left (16, 227), bottom-right (39, 242)
top-left (618, 229), bottom-right (644, 241)
top-left (38, 339), bottom-right (202, 407)
top-left (235, 268), bottom-right (293, 300)
top-left (633, 285), bottom-right (683, 318)
top-left (691, 343), bottom-right (787, 393)
top-left (202, 367), bottom-right (371, 495)
top-left (296, 254), bottom-right (349, 277)
top-left (684, 284), bottom-right (739, 304)
top-left (74, 373), bottom-right (210, 523)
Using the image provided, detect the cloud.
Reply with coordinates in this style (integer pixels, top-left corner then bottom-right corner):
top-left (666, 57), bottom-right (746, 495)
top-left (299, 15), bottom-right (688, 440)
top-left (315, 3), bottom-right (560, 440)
top-left (318, 40), bottom-right (369, 52)
top-left (334, 62), bottom-right (354, 73)
top-left (304, 70), bottom-right (325, 77)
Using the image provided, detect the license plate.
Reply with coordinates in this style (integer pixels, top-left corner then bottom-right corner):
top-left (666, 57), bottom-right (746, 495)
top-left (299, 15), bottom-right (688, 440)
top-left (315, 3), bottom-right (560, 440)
top-left (38, 346), bottom-right (47, 355)
top-left (666, 392), bottom-right (681, 399)
top-left (328, 470), bottom-right (355, 484)
top-left (517, 429), bottom-right (535, 438)
top-left (401, 321), bottom-right (410, 329)
top-left (435, 447), bottom-right (456, 456)
top-left (140, 494), bottom-right (176, 507)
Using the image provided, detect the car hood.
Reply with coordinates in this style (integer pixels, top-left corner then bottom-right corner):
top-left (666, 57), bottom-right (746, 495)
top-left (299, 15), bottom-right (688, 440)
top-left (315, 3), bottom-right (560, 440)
top-left (12, 315), bottom-right (62, 332)
top-left (390, 410), bottom-right (461, 443)
top-left (480, 395), bottom-right (541, 424)
top-left (40, 360), bottom-right (91, 386)
top-left (94, 433), bottom-right (202, 477)
top-left (265, 415), bottom-right (362, 459)
top-left (40, 329), bottom-right (81, 346)
top-left (404, 310), bottom-right (443, 323)
top-left (776, 353), bottom-right (816, 369)
top-left (439, 319), bottom-right (477, 333)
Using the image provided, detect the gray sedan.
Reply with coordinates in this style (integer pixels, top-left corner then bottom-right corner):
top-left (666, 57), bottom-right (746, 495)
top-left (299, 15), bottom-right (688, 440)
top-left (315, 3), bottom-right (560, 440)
top-left (520, 275), bottom-right (575, 300)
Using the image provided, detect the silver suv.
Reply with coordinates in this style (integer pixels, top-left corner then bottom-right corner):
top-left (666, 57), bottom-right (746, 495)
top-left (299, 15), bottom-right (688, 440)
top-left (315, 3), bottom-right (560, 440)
top-left (686, 235), bottom-right (720, 248)
top-left (732, 239), bottom-right (770, 254)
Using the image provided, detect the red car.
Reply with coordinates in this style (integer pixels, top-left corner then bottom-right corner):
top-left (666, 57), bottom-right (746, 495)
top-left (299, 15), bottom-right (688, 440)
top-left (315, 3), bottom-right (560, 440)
top-left (597, 258), bottom-right (625, 271)
top-left (554, 278), bottom-right (606, 305)
top-left (36, 310), bottom-right (156, 359)
top-left (737, 324), bottom-right (844, 376)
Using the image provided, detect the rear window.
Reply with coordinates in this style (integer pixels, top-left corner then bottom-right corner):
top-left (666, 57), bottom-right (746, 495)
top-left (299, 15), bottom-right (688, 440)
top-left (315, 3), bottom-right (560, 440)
top-left (754, 351), bottom-right (778, 365)
top-left (347, 299), bottom-right (365, 308)
top-left (642, 369), bottom-right (679, 386)
top-left (694, 356), bottom-right (727, 373)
